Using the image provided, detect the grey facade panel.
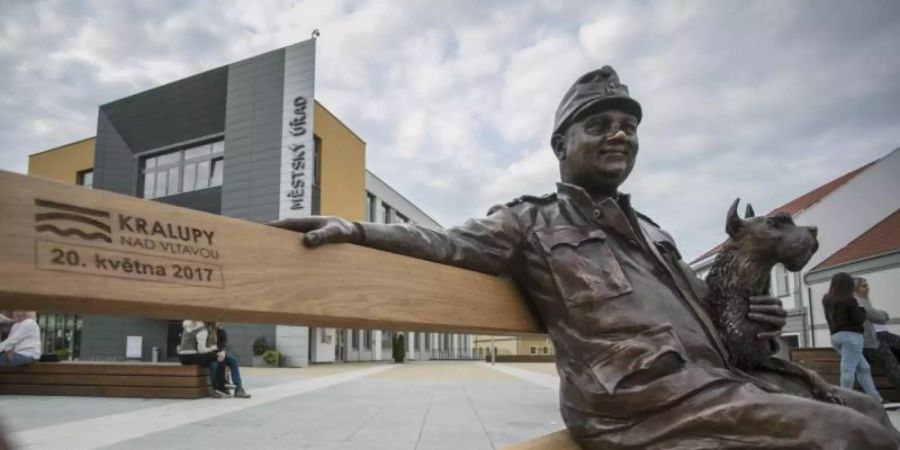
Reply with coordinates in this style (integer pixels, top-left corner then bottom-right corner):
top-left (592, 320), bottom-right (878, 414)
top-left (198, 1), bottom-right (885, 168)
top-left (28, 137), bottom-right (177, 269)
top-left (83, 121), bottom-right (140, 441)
top-left (153, 187), bottom-right (222, 215)
top-left (79, 316), bottom-right (170, 361)
top-left (221, 48), bottom-right (285, 224)
top-left (220, 323), bottom-right (276, 364)
top-left (100, 67), bottom-right (228, 154)
top-left (93, 110), bottom-right (138, 195)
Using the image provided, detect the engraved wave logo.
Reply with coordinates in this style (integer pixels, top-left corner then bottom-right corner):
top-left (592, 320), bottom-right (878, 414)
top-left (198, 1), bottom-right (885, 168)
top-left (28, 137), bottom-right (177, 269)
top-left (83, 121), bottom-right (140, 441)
top-left (34, 199), bottom-right (112, 243)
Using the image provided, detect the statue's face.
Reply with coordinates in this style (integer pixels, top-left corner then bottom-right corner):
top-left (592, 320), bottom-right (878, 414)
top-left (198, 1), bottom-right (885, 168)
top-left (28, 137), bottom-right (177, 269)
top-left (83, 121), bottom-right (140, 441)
top-left (553, 109), bottom-right (639, 195)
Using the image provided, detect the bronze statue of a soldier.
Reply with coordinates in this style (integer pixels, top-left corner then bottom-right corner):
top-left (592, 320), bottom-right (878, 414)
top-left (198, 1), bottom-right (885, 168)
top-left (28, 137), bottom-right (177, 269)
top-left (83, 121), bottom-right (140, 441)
top-left (274, 67), bottom-right (900, 449)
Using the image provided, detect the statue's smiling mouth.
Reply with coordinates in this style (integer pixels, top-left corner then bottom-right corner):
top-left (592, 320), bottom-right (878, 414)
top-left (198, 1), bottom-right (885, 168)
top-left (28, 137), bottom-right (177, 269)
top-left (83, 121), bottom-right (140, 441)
top-left (598, 147), bottom-right (627, 156)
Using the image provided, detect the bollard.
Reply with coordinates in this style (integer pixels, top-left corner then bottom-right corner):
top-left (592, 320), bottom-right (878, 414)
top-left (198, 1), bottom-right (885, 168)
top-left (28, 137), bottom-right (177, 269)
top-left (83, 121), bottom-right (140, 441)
top-left (151, 346), bottom-right (159, 363)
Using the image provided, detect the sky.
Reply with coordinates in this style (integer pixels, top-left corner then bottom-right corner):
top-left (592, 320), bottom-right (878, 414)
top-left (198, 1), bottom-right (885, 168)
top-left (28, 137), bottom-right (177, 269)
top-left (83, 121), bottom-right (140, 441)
top-left (2, 0), bottom-right (899, 260)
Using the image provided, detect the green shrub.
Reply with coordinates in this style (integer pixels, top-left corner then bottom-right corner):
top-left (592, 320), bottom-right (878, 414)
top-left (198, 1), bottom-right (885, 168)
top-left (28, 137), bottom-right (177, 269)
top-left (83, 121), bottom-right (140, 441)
top-left (392, 333), bottom-right (406, 363)
top-left (54, 348), bottom-right (71, 360)
top-left (262, 350), bottom-right (281, 366)
top-left (252, 337), bottom-right (270, 356)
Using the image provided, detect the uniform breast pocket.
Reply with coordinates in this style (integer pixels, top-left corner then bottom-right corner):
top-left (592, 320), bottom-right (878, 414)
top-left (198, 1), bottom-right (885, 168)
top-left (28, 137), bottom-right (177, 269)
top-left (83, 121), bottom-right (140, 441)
top-left (534, 227), bottom-right (632, 306)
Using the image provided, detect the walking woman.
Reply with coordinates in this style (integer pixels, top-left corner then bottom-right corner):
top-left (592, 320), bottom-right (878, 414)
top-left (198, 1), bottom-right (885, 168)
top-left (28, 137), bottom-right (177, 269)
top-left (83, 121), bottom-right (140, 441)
top-left (823, 272), bottom-right (883, 401)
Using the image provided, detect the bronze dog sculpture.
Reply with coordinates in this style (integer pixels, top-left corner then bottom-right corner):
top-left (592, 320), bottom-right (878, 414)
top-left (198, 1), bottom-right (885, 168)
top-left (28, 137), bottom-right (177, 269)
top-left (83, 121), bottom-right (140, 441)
top-left (706, 198), bottom-right (841, 403)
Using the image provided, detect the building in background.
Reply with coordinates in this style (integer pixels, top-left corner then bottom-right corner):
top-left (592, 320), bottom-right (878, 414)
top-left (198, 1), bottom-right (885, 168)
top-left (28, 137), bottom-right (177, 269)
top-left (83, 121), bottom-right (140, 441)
top-left (690, 148), bottom-right (900, 355)
top-left (473, 335), bottom-right (554, 360)
top-left (27, 38), bottom-right (475, 366)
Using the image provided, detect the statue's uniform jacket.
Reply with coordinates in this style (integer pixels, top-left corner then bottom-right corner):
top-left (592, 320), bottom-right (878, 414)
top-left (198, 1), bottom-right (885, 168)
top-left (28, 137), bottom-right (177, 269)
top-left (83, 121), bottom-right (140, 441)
top-left (356, 182), bottom-right (900, 449)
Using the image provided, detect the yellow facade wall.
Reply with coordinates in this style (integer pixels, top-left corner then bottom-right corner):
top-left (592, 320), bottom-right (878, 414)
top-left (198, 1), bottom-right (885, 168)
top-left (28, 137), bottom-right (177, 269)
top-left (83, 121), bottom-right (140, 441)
top-left (474, 335), bottom-right (555, 356)
top-left (314, 102), bottom-right (366, 222)
top-left (474, 336), bottom-right (519, 356)
top-left (27, 137), bottom-right (95, 184)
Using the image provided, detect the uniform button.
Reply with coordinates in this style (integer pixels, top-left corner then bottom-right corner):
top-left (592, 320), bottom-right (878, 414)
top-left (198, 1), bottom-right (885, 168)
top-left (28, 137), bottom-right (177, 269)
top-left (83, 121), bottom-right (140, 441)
top-left (593, 210), bottom-right (602, 219)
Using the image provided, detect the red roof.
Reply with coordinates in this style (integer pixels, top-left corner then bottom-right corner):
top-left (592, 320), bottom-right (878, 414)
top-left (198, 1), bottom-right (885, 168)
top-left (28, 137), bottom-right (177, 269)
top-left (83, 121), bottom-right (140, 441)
top-left (768, 162), bottom-right (873, 216)
top-left (689, 161), bottom-right (873, 265)
top-left (813, 209), bottom-right (900, 271)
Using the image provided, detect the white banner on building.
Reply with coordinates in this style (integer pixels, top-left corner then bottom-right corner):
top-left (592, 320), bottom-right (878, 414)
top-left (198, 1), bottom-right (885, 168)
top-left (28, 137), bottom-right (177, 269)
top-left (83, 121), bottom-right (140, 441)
top-left (279, 38), bottom-right (316, 220)
top-left (277, 39), bottom-right (317, 367)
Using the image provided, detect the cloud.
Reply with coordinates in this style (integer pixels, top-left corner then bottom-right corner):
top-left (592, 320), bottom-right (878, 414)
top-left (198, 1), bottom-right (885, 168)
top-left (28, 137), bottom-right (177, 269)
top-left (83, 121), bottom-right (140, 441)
top-left (1, 0), bottom-right (899, 260)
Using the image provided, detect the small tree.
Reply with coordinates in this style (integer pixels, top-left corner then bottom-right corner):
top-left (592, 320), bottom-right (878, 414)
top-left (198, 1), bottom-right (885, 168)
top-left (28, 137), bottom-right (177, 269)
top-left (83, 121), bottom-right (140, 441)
top-left (392, 333), bottom-right (406, 363)
top-left (252, 337), bottom-right (270, 356)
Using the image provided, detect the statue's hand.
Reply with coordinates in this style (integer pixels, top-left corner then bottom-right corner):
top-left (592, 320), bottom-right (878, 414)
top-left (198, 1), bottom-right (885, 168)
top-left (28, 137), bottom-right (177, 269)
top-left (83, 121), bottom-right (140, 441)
top-left (268, 216), bottom-right (362, 247)
top-left (747, 295), bottom-right (787, 340)
top-left (806, 368), bottom-right (846, 405)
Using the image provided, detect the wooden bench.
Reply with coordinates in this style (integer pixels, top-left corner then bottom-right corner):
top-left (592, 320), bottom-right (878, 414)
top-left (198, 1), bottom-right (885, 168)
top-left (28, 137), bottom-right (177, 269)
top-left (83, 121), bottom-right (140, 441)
top-left (790, 347), bottom-right (900, 402)
top-left (0, 361), bottom-right (210, 399)
top-left (486, 355), bottom-right (556, 363)
top-left (0, 171), bottom-right (575, 448)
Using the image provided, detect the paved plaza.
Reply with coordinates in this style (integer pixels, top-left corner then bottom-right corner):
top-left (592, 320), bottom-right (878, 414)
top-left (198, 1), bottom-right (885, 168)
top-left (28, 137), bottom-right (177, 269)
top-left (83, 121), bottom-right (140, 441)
top-left (0, 362), bottom-right (565, 450)
top-left (4, 361), bottom-right (900, 449)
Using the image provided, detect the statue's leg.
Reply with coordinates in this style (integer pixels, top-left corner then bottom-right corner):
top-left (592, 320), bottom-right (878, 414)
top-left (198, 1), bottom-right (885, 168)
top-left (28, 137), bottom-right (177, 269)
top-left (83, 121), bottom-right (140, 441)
top-left (750, 358), bottom-right (892, 424)
top-left (569, 382), bottom-right (900, 450)
top-left (834, 386), bottom-right (897, 431)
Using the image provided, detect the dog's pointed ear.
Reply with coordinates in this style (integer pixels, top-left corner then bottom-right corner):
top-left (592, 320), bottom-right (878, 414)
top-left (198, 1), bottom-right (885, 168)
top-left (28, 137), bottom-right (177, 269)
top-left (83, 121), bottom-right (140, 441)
top-left (727, 198), bottom-right (743, 237)
top-left (745, 203), bottom-right (755, 218)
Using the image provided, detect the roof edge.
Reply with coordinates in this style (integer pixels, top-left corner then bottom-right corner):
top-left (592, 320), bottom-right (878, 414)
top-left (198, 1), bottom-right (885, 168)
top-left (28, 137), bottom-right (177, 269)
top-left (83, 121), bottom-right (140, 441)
top-left (28, 136), bottom-right (96, 158)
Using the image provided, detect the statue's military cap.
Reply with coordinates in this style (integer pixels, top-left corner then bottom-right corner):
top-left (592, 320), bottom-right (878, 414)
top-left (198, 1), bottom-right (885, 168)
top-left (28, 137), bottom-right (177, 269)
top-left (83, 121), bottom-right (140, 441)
top-left (552, 66), bottom-right (642, 139)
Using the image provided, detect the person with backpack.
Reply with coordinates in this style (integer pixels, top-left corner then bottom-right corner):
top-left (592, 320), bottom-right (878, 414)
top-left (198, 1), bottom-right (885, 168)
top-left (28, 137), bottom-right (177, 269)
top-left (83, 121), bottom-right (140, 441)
top-left (177, 320), bottom-right (227, 398)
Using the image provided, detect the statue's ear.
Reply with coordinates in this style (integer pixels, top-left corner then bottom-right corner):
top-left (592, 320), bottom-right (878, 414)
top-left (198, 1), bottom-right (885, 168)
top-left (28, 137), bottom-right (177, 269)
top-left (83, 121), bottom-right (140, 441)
top-left (551, 133), bottom-right (566, 161)
top-left (745, 203), bottom-right (755, 218)
top-left (726, 198), bottom-right (743, 237)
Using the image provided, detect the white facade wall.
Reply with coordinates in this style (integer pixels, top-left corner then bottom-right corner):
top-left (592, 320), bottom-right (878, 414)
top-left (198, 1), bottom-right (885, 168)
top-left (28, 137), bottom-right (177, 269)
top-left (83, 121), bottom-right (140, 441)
top-left (795, 150), bottom-right (900, 270)
top-left (311, 327), bottom-right (335, 363)
top-left (365, 170), bottom-right (441, 228)
top-left (275, 325), bottom-right (309, 367)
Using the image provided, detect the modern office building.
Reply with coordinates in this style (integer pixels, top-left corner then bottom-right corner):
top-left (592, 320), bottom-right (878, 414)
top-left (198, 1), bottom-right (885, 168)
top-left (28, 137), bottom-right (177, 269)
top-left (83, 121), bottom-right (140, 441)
top-left (26, 38), bottom-right (475, 366)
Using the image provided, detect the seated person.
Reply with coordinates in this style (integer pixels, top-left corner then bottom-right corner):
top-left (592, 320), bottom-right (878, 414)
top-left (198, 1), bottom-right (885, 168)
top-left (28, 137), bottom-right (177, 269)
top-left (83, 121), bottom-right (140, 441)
top-left (0, 311), bottom-right (41, 367)
top-left (214, 322), bottom-right (250, 399)
top-left (176, 320), bottom-right (227, 398)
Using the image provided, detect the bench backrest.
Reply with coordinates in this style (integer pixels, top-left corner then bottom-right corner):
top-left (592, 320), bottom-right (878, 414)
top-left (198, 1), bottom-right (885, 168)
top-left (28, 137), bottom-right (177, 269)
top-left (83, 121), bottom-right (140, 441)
top-left (0, 171), bottom-right (544, 336)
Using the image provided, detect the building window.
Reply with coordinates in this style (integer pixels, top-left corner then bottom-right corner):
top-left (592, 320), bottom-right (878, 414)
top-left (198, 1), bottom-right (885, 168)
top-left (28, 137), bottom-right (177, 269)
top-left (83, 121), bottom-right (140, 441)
top-left (311, 136), bottom-right (321, 215)
top-left (313, 136), bottom-right (322, 188)
top-left (142, 140), bottom-right (224, 199)
top-left (396, 212), bottom-right (409, 224)
top-left (366, 193), bottom-right (377, 222)
top-left (381, 330), bottom-right (393, 348)
top-left (424, 333), bottom-right (431, 350)
top-left (351, 330), bottom-right (359, 350)
top-left (530, 346), bottom-right (537, 354)
top-left (773, 264), bottom-right (789, 296)
top-left (542, 346), bottom-right (549, 354)
top-left (782, 266), bottom-right (791, 296)
top-left (76, 169), bottom-right (93, 188)
top-left (381, 203), bottom-right (392, 224)
top-left (364, 330), bottom-right (372, 350)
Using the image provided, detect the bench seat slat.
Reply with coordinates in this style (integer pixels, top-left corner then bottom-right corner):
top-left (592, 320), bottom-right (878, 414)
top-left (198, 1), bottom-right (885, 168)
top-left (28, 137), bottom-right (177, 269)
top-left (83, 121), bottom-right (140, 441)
top-left (0, 373), bottom-right (209, 388)
top-left (0, 384), bottom-right (209, 399)
top-left (0, 362), bottom-right (205, 377)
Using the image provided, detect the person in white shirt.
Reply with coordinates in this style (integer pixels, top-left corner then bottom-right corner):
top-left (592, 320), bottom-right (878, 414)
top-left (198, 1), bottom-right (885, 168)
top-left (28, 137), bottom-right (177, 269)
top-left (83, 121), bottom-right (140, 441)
top-left (0, 310), bottom-right (41, 367)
